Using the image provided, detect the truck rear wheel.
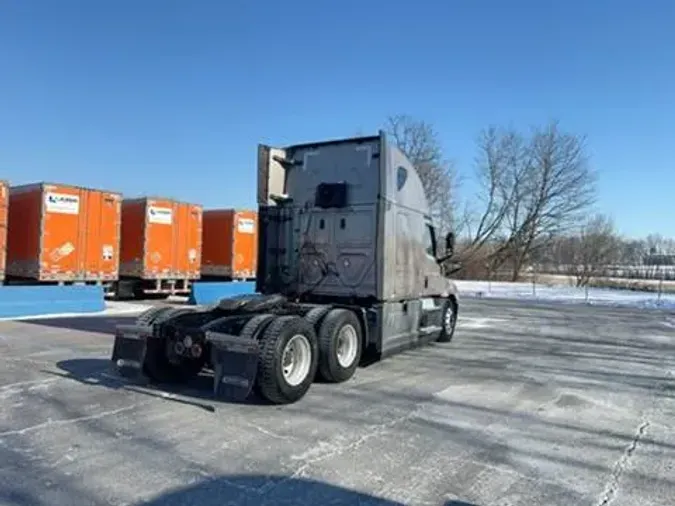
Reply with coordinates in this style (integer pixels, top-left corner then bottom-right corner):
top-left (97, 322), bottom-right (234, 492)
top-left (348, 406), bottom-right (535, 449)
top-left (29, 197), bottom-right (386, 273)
top-left (256, 315), bottom-right (319, 404)
top-left (135, 305), bottom-right (173, 326)
top-left (239, 313), bottom-right (276, 341)
top-left (317, 308), bottom-right (362, 383)
top-left (143, 308), bottom-right (207, 384)
top-left (304, 306), bottom-right (331, 329)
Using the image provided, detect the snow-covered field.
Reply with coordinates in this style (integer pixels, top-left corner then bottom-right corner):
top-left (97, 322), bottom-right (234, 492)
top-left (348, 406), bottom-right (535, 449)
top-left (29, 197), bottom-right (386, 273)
top-left (455, 280), bottom-right (675, 309)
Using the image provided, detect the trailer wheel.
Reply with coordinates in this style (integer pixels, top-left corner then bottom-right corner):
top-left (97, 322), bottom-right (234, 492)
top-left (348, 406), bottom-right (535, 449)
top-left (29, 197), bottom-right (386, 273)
top-left (256, 315), bottom-right (319, 404)
top-left (143, 308), bottom-right (206, 384)
top-left (436, 296), bottom-right (457, 343)
top-left (317, 309), bottom-right (363, 383)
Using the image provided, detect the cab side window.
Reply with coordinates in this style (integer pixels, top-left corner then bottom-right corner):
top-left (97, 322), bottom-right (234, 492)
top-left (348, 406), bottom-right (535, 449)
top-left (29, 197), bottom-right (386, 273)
top-left (424, 224), bottom-right (436, 257)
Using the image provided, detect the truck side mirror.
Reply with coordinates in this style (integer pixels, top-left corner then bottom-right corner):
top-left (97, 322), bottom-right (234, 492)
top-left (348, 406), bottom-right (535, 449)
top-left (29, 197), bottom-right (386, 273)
top-left (444, 232), bottom-right (455, 256)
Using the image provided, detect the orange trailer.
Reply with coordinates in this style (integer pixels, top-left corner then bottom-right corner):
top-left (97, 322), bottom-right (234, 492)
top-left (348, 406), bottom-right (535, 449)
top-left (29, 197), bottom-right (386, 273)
top-left (201, 209), bottom-right (257, 280)
top-left (117, 197), bottom-right (202, 298)
top-left (0, 180), bottom-right (9, 282)
top-left (6, 182), bottom-right (122, 284)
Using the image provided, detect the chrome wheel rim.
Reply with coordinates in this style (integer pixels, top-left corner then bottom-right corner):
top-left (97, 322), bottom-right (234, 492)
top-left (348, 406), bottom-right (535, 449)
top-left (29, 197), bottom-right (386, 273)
top-left (281, 334), bottom-right (312, 386)
top-left (444, 303), bottom-right (456, 330)
top-left (336, 324), bottom-right (359, 368)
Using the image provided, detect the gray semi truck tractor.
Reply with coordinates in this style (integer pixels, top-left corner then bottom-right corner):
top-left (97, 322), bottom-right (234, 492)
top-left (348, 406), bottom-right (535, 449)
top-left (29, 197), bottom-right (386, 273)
top-left (111, 131), bottom-right (460, 404)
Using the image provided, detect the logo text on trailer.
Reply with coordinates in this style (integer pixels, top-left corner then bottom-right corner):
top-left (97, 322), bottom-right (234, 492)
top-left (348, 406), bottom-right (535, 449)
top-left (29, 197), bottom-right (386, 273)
top-left (45, 192), bottom-right (80, 215)
top-left (238, 218), bottom-right (255, 234)
top-left (148, 206), bottom-right (172, 225)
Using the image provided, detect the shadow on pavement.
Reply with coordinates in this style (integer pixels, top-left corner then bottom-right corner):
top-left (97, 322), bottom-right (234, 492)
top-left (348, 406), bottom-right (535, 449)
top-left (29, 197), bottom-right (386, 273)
top-left (49, 357), bottom-right (268, 408)
top-left (134, 474), bottom-right (477, 506)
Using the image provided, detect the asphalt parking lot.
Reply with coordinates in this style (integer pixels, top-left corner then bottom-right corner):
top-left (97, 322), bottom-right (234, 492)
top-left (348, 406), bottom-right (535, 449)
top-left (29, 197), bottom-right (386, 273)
top-left (0, 298), bottom-right (674, 506)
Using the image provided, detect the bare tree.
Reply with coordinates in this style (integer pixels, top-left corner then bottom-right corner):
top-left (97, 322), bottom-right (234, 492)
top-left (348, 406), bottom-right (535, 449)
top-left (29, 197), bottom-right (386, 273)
top-left (385, 115), bottom-right (457, 236)
top-left (570, 214), bottom-right (620, 287)
top-left (493, 120), bottom-right (597, 280)
top-left (384, 117), bottom-right (596, 282)
top-left (449, 126), bottom-right (527, 278)
top-left (645, 234), bottom-right (664, 255)
top-left (464, 128), bottom-right (523, 247)
top-left (618, 239), bottom-right (647, 265)
top-left (552, 235), bottom-right (580, 272)
top-left (644, 233), bottom-right (675, 256)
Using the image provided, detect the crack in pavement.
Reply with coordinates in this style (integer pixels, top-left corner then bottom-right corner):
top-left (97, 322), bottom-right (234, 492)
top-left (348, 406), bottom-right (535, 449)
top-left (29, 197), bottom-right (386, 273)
top-left (0, 403), bottom-right (146, 438)
top-left (0, 355), bottom-right (55, 367)
top-left (0, 378), bottom-right (61, 395)
top-left (596, 419), bottom-right (650, 506)
top-left (252, 409), bottom-right (420, 497)
top-left (246, 423), bottom-right (296, 441)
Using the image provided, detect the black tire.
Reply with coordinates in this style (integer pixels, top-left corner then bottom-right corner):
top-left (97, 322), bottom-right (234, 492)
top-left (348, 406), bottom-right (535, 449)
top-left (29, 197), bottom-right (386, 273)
top-left (143, 307), bottom-right (206, 384)
top-left (236, 313), bottom-right (275, 398)
top-left (436, 297), bottom-right (458, 343)
top-left (216, 294), bottom-right (258, 312)
top-left (317, 308), bottom-right (363, 383)
top-left (240, 294), bottom-right (286, 313)
top-left (304, 306), bottom-right (332, 329)
top-left (135, 305), bottom-right (173, 326)
top-left (256, 315), bottom-right (319, 404)
top-left (217, 294), bottom-right (286, 313)
top-left (152, 307), bottom-right (195, 326)
top-left (239, 313), bottom-right (277, 340)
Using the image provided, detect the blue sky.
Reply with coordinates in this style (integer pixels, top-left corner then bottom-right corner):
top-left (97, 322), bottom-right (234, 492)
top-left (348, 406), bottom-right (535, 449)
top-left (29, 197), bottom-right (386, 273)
top-left (1, 0), bottom-right (673, 239)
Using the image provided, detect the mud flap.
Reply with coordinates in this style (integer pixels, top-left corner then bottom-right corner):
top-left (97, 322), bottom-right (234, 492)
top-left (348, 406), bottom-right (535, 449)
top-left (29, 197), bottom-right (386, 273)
top-left (111, 324), bottom-right (154, 377)
top-left (206, 331), bottom-right (260, 402)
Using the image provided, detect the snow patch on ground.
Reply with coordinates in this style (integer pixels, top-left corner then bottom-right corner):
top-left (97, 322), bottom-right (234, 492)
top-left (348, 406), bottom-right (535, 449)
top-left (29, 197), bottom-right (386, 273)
top-left (458, 316), bottom-right (509, 329)
top-left (3, 280), bottom-right (673, 322)
top-left (455, 280), bottom-right (675, 309)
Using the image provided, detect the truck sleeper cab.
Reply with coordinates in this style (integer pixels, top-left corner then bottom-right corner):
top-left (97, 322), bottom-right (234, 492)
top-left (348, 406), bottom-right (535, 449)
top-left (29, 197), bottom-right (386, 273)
top-left (111, 131), bottom-right (459, 405)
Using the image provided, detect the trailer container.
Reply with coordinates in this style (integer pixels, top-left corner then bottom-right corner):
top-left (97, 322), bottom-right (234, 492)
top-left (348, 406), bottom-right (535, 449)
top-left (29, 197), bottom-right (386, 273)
top-left (201, 209), bottom-right (257, 280)
top-left (6, 182), bottom-right (122, 285)
top-left (0, 180), bottom-right (9, 282)
top-left (116, 197), bottom-right (202, 298)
